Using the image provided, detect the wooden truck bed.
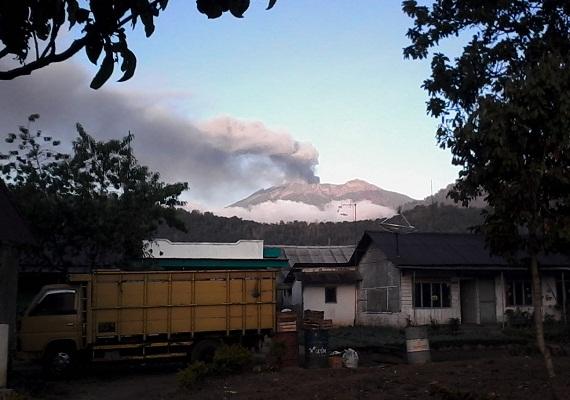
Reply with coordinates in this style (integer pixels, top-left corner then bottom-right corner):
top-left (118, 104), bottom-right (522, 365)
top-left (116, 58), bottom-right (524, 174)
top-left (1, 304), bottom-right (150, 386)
top-left (70, 269), bottom-right (277, 345)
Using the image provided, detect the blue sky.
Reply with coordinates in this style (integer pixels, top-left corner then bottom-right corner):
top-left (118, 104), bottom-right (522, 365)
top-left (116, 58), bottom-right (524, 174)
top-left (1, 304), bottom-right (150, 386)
top-left (79, 1), bottom-right (460, 200)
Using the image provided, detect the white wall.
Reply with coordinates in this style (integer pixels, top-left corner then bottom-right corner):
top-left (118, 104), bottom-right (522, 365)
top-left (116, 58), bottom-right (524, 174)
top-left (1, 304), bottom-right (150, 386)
top-left (303, 285), bottom-right (356, 326)
top-left (144, 239), bottom-right (264, 259)
top-left (292, 281), bottom-right (303, 308)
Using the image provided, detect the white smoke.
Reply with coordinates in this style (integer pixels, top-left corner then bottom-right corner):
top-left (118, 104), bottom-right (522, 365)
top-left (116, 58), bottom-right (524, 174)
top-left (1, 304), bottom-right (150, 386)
top-left (186, 199), bottom-right (396, 223)
top-left (0, 62), bottom-right (320, 204)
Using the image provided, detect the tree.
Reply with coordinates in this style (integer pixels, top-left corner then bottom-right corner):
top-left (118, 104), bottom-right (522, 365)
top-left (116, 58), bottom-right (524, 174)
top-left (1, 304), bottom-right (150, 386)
top-left (403, 0), bottom-right (570, 382)
top-left (0, 0), bottom-right (277, 88)
top-left (0, 114), bottom-right (188, 270)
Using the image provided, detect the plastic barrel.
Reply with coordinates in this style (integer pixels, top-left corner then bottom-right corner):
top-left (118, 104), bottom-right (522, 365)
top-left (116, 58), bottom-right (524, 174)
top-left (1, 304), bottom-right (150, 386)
top-left (304, 330), bottom-right (329, 368)
top-left (405, 326), bottom-right (431, 364)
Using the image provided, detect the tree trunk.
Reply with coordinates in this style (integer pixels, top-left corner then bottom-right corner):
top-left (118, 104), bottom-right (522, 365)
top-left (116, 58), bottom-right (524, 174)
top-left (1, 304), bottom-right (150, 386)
top-left (530, 253), bottom-right (556, 378)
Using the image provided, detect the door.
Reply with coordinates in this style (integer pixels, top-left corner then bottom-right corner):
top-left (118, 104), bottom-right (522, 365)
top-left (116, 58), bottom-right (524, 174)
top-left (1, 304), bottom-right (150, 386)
top-left (478, 279), bottom-right (497, 324)
top-left (460, 280), bottom-right (477, 324)
top-left (20, 288), bottom-right (81, 353)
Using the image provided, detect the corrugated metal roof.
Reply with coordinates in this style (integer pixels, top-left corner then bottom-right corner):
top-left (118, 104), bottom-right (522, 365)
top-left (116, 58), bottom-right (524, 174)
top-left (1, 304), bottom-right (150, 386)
top-left (279, 245), bottom-right (355, 267)
top-left (358, 231), bottom-right (570, 269)
top-left (295, 270), bottom-right (361, 285)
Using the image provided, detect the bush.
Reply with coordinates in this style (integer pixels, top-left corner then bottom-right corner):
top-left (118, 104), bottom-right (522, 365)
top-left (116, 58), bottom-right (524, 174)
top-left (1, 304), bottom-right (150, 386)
top-left (212, 344), bottom-right (252, 375)
top-left (269, 340), bottom-right (288, 369)
top-left (447, 318), bottom-right (460, 335)
top-left (177, 361), bottom-right (210, 389)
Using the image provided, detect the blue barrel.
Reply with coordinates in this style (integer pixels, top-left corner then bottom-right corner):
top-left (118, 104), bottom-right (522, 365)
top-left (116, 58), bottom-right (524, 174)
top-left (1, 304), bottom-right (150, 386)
top-left (304, 330), bottom-right (329, 368)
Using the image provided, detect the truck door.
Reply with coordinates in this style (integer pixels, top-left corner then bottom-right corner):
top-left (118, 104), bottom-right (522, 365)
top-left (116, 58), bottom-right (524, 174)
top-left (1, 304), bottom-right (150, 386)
top-left (20, 289), bottom-right (81, 353)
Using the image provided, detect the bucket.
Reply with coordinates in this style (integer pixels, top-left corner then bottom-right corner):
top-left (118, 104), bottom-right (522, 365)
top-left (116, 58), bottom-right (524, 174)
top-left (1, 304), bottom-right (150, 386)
top-left (304, 329), bottom-right (329, 368)
top-left (342, 348), bottom-right (359, 369)
top-left (405, 326), bottom-right (431, 364)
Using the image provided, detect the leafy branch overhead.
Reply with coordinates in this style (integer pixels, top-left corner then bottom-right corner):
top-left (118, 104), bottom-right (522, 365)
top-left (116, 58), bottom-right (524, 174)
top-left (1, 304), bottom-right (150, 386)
top-left (0, 0), bottom-right (278, 89)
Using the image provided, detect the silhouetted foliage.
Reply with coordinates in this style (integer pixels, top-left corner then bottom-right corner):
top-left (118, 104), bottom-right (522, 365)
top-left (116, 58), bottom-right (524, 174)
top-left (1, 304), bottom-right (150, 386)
top-left (156, 203), bottom-right (483, 245)
top-left (1, 115), bottom-right (188, 270)
top-left (404, 0), bottom-right (570, 380)
top-left (0, 0), bottom-right (277, 87)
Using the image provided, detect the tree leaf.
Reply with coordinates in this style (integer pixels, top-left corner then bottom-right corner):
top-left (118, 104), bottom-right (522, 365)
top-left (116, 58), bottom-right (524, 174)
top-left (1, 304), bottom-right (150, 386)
top-left (90, 52), bottom-right (114, 89)
top-left (141, 12), bottom-right (155, 37)
top-left (66, 0), bottom-right (80, 28)
top-left (118, 48), bottom-right (137, 82)
top-left (229, 0), bottom-right (249, 18)
top-left (85, 34), bottom-right (103, 65)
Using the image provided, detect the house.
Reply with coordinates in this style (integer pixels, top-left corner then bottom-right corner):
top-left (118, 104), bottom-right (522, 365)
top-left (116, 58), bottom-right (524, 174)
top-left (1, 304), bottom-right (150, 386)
top-left (142, 239), bottom-right (288, 270)
top-left (280, 245), bottom-right (360, 326)
top-left (353, 231), bottom-right (570, 327)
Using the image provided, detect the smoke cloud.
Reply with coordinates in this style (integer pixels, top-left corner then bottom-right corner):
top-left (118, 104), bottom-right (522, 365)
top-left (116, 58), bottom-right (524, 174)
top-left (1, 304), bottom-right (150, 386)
top-left (0, 63), bottom-right (319, 204)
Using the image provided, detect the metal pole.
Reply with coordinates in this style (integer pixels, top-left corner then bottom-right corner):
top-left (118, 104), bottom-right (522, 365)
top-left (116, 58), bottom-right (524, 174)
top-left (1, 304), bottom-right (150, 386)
top-left (562, 271), bottom-right (567, 325)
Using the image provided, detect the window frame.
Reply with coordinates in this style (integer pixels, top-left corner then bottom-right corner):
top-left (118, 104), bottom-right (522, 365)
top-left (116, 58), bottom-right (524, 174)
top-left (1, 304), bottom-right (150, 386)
top-left (28, 289), bottom-right (77, 316)
top-left (365, 286), bottom-right (400, 313)
top-left (324, 286), bottom-right (337, 304)
top-left (505, 280), bottom-right (533, 307)
top-left (413, 281), bottom-right (452, 309)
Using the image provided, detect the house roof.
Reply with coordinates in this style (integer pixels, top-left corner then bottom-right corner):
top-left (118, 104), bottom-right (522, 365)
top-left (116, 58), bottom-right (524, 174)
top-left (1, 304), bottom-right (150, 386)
top-left (279, 245), bottom-right (355, 267)
top-left (0, 182), bottom-right (34, 245)
top-left (294, 270), bottom-right (362, 285)
top-left (352, 231), bottom-right (570, 270)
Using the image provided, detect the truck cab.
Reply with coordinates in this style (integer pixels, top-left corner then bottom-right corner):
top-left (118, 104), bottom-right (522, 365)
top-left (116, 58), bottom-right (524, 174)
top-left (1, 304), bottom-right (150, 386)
top-left (19, 284), bottom-right (83, 375)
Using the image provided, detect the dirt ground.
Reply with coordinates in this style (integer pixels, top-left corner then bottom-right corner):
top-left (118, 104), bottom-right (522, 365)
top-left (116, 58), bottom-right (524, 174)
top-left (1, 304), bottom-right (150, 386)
top-left (11, 351), bottom-right (570, 400)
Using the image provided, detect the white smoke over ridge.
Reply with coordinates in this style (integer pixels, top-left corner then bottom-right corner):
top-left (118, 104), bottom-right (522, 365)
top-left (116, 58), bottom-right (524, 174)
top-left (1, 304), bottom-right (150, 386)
top-left (0, 63), bottom-right (319, 204)
top-left (186, 199), bottom-right (396, 223)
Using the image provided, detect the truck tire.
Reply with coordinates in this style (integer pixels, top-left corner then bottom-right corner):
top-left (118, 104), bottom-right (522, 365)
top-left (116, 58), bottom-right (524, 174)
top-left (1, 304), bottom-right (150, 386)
top-left (190, 339), bottom-right (220, 363)
top-left (43, 344), bottom-right (76, 378)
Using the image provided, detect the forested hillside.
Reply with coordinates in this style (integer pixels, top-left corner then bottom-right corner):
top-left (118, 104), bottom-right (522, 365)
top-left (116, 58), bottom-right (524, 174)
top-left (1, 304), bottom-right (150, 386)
top-left (155, 203), bottom-right (484, 245)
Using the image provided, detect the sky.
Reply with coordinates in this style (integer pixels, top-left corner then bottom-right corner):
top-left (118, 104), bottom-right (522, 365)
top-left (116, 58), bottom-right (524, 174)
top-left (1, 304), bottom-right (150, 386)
top-left (0, 1), bottom-right (461, 214)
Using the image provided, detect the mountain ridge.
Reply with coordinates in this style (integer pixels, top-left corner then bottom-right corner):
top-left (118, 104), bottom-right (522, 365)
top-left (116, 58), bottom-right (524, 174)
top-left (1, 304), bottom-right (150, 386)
top-left (228, 179), bottom-right (417, 210)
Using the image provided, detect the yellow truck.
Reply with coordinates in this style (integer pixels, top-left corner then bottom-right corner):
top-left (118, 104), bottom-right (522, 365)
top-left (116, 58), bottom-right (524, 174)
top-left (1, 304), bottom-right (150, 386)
top-left (18, 269), bottom-right (277, 376)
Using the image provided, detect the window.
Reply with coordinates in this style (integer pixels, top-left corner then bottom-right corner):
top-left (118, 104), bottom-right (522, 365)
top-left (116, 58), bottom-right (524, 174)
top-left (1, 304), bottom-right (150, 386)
top-left (414, 282), bottom-right (451, 308)
top-left (505, 280), bottom-right (532, 306)
top-left (366, 286), bottom-right (399, 313)
top-left (325, 287), bottom-right (337, 303)
top-left (30, 290), bottom-right (76, 316)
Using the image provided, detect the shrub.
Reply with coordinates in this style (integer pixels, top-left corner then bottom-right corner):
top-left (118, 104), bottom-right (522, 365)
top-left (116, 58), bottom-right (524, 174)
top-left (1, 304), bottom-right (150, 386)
top-left (177, 361), bottom-right (210, 389)
top-left (212, 344), bottom-right (252, 375)
top-left (269, 340), bottom-right (288, 369)
top-left (447, 318), bottom-right (460, 335)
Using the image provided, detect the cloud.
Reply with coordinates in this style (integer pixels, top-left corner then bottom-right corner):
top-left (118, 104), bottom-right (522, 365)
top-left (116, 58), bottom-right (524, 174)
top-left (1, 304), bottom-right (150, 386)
top-left (188, 199), bottom-right (396, 223)
top-left (0, 62), bottom-right (319, 205)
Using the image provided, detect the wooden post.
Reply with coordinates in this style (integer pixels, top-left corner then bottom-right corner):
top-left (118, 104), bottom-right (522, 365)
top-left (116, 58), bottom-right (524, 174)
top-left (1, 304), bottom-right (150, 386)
top-left (412, 271), bottom-right (416, 325)
top-left (501, 272), bottom-right (506, 328)
top-left (562, 271), bottom-right (567, 325)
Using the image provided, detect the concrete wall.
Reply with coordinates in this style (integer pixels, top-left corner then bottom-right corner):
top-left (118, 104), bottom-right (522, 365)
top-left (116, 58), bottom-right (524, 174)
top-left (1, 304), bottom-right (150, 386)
top-left (302, 285), bottom-right (356, 326)
top-left (144, 239), bottom-right (264, 259)
top-left (0, 245), bottom-right (18, 352)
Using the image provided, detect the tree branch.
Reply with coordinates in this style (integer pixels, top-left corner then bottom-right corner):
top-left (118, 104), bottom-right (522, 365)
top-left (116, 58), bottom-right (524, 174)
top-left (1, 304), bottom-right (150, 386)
top-left (0, 36), bottom-right (87, 80)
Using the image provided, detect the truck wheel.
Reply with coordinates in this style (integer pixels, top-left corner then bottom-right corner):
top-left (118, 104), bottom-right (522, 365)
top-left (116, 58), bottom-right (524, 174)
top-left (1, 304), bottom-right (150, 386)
top-left (190, 339), bottom-right (220, 363)
top-left (43, 346), bottom-right (76, 378)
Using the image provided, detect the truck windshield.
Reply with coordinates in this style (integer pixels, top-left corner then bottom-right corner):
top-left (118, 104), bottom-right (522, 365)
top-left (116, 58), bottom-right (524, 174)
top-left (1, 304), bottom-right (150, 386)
top-left (29, 290), bottom-right (76, 316)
